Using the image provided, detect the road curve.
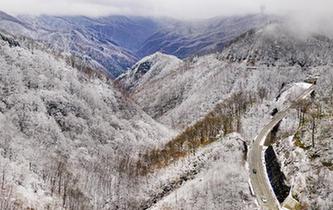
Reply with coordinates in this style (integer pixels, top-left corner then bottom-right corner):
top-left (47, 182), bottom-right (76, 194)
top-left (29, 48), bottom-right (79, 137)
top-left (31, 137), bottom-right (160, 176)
top-left (249, 85), bottom-right (316, 210)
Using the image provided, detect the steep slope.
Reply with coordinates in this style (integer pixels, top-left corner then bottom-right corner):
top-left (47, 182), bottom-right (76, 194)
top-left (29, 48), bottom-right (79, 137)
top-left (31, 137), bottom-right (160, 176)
top-left (0, 11), bottom-right (35, 38)
top-left (0, 12), bottom-right (143, 77)
top-left (271, 72), bottom-right (333, 209)
top-left (33, 14), bottom-right (273, 62)
top-left (17, 15), bottom-right (140, 78)
top-left (0, 33), bottom-right (175, 209)
top-left (1, 15), bottom-right (332, 210)
top-left (88, 16), bottom-right (160, 51)
top-left (0, 11), bottom-right (25, 25)
top-left (117, 52), bottom-right (183, 92)
top-left (131, 82), bottom-right (321, 210)
top-left (224, 23), bottom-right (333, 67)
top-left (0, 11), bottom-right (278, 77)
top-left (118, 22), bottom-right (333, 209)
top-left (137, 14), bottom-right (274, 58)
top-left (146, 133), bottom-right (257, 210)
top-left (119, 23), bottom-right (333, 129)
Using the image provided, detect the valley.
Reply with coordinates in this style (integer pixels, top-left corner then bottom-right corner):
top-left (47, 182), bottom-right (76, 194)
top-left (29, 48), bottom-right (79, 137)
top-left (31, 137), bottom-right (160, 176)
top-left (0, 8), bottom-right (332, 210)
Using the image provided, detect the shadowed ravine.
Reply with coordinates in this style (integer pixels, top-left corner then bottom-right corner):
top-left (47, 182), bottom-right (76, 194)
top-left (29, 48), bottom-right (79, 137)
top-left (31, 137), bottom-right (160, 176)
top-left (265, 145), bottom-right (291, 203)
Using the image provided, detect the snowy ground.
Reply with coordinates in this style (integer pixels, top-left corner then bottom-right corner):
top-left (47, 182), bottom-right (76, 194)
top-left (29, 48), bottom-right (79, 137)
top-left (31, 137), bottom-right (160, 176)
top-left (0, 37), bottom-right (175, 209)
top-left (144, 133), bottom-right (257, 210)
top-left (1, 21), bottom-right (333, 210)
top-left (271, 73), bottom-right (333, 209)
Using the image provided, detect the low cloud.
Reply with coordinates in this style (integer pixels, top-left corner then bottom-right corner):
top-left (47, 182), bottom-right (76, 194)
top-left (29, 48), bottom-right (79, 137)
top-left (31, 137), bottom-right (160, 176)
top-left (0, 0), bottom-right (331, 18)
top-left (0, 0), bottom-right (330, 18)
top-left (0, 0), bottom-right (332, 36)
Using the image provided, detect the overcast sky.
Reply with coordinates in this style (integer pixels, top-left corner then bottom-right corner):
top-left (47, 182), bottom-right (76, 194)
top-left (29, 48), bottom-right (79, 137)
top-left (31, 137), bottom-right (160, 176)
top-left (0, 0), bottom-right (332, 20)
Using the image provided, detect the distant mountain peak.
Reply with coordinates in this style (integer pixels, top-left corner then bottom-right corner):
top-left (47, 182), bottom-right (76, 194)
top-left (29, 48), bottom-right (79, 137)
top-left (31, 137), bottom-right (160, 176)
top-left (0, 13), bottom-right (276, 77)
top-left (0, 10), bottom-right (26, 26)
top-left (138, 51), bottom-right (180, 64)
top-left (221, 22), bottom-right (333, 68)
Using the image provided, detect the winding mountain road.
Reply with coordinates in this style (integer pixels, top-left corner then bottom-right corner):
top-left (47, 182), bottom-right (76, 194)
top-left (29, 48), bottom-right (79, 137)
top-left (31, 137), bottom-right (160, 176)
top-left (249, 84), bottom-right (315, 210)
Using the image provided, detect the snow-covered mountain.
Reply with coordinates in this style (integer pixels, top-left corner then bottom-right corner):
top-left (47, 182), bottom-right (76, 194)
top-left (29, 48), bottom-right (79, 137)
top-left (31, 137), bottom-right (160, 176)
top-left (1, 11), bottom-right (333, 210)
top-left (0, 11), bottom-right (274, 77)
top-left (117, 52), bottom-right (183, 92)
top-left (119, 23), bottom-right (333, 129)
top-left (0, 32), bottom-right (175, 209)
top-left (0, 12), bottom-right (157, 77)
top-left (0, 11), bottom-right (34, 37)
top-left (117, 22), bottom-right (333, 209)
top-left (18, 15), bottom-right (144, 78)
top-left (137, 14), bottom-right (275, 58)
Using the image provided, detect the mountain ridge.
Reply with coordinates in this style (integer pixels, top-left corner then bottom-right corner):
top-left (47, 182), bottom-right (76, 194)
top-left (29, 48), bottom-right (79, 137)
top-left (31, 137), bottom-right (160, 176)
top-left (0, 10), bottom-right (274, 77)
top-left (1, 12), bottom-right (332, 209)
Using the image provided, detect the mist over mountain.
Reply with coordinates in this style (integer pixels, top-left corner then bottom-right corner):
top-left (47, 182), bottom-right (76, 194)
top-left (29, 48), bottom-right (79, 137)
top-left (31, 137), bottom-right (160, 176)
top-left (118, 23), bottom-right (333, 128)
top-left (116, 22), bottom-right (333, 209)
top-left (0, 10), bottom-right (273, 77)
top-left (0, 2), bottom-right (332, 210)
top-left (136, 14), bottom-right (274, 58)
